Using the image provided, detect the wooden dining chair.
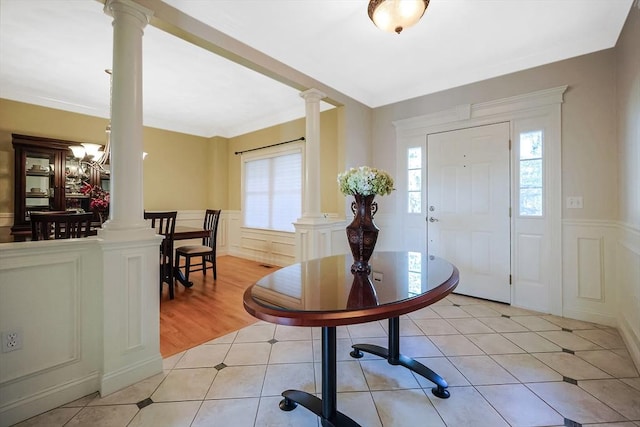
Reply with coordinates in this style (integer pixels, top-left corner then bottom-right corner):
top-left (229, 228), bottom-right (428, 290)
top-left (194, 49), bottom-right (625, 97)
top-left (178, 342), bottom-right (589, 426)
top-left (30, 212), bottom-right (94, 240)
top-left (144, 211), bottom-right (178, 299)
top-left (174, 209), bottom-right (221, 286)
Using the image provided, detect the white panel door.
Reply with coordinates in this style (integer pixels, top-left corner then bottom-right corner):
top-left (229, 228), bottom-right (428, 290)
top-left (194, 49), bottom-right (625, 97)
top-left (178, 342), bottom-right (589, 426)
top-left (427, 122), bottom-right (511, 303)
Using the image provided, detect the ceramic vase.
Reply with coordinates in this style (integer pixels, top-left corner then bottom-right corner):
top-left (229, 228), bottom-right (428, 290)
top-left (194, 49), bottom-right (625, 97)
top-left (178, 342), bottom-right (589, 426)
top-left (345, 194), bottom-right (379, 273)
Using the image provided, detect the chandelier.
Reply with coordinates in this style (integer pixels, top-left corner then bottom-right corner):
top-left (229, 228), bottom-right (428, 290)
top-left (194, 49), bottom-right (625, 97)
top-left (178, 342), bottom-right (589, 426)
top-left (368, 0), bottom-right (429, 34)
top-left (69, 69), bottom-right (112, 173)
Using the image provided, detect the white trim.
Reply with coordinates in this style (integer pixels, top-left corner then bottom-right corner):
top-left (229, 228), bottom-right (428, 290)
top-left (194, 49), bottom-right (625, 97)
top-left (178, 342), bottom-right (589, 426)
top-left (394, 86), bottom-right (567, 315)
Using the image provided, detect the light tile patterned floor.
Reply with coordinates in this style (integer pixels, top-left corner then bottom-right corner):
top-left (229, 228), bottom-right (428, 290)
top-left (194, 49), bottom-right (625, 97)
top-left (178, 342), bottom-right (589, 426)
top-left (14, 294), bottom-right (640, 427)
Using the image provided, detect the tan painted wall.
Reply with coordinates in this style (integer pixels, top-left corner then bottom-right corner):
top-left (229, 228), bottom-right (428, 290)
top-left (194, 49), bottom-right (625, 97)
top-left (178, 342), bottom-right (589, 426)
top-left (227, 108), bottom-right (339, 213)
top-left (372, 48), bottom-right (619, 222)
top-left (0, 99), bottom-right (228, 215)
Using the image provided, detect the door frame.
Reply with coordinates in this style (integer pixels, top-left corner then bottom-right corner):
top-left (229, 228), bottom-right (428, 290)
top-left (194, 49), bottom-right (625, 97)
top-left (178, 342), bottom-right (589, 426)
top-left (393, 86), bottom-right (567, 315)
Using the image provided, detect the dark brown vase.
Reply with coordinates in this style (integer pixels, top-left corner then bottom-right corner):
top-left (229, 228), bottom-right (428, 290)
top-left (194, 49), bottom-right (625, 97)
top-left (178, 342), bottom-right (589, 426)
top-left (346, 194), bottom-right (379, 273)
top-left (346, 272), bottom-right (379, 309)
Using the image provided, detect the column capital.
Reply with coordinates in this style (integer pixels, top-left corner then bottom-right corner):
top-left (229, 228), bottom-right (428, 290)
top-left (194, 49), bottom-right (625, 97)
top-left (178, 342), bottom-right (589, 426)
top-left (104, 0), bottom-right (154, 27)
top-left (300, 88), bottom-right (327, 102)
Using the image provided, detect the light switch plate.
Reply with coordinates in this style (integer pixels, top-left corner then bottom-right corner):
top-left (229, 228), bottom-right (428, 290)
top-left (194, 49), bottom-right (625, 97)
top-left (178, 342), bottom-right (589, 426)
top-left (566, 196), bottom-right (583, 209)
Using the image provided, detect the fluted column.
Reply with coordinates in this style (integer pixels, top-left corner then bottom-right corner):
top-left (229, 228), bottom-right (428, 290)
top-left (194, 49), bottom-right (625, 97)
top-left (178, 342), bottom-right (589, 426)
top-left (300, 88), bottom-right (326, 219)
top-left (101, 0), bottom-right (152, 236)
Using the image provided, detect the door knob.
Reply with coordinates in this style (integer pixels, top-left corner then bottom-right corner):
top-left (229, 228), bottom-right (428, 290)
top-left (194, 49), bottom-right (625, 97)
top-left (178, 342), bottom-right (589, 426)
top-left (429, 217), bottom-right (439, 222)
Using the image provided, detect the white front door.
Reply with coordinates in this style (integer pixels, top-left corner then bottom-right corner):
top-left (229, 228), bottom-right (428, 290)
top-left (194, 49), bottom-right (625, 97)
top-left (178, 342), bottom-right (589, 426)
top-left (427, 122), bottom-right (511, 303)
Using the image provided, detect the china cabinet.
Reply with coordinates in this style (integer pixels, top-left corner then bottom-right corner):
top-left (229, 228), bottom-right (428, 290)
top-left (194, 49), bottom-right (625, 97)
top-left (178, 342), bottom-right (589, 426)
top-left (11, 134), bottom-right (109, 238)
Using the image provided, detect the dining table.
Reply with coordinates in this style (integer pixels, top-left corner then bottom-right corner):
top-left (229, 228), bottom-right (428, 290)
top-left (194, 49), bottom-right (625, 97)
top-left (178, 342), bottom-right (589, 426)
top-left (243, 251), bottom-right (459, 427)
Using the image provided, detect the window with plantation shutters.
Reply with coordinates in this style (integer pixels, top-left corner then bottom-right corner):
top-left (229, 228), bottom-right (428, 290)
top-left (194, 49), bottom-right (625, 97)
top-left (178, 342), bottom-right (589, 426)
top-left (242, 145), bottom-right (302, 232)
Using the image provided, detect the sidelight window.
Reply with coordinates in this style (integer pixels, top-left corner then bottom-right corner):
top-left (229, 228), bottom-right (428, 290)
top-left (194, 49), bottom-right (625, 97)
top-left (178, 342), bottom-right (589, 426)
top-left (519, 130), bottom-right (543, 216)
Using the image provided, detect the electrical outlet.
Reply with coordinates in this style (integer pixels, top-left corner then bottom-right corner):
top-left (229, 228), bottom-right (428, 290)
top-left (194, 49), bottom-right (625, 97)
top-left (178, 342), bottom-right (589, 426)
top-left (2, 330), bottom-right (23, 353)
top-left (372, 271), bottom-right (383, 283)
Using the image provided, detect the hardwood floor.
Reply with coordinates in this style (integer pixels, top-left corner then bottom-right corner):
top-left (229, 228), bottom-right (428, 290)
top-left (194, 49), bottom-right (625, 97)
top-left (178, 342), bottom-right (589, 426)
top-left (160, 255), bottom-right (280, 357)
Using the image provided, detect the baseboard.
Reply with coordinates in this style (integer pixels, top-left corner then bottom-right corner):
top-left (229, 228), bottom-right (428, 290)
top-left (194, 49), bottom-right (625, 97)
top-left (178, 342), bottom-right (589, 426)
top-left (618, 313), bottom-right (640, 374)
top-left (562, 307), bottom-right (617, 328)
top-left (99, 354), bottom-right (163, 397)
top-left (0, 372), bottom-right (100, 427)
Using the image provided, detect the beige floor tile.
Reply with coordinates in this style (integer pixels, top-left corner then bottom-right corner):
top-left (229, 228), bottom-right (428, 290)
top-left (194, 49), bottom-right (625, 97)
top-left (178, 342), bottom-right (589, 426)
top-left (62, 392), bottom-right (99, 408)
top-left (427, 385), bottom-right (509, 426)
top-left (192, 398), bottom-right (259, 427)
top-left (431, 305), bottom-right (472, 318)
top-left (161, 351), bottom-right (184, 370)
top-left (224, 342), bottom-right (272, 366)
top-left (413, 357), bottom-right (471, 387)
top-left (314, 360), bottom-right (369, 393)
top-left (579, 379), bottom-right (640, 420)
top-left (459, 304), bottom-right (502, 318)
top-left (622, 377), bottom-right (640, 391)
top-left (313, 337), bottom-right (356, 362)
top-left (493, 305), bottom-right (543, 317)
top-left (262, 362), bottom-right (316, 396)
top-left (88, 372), bottom-right (166, 405)
top-left (151, 368), bottom-right (217, 401)
top-left (360, 359), bottom-right (421, 390)
top-left (429, 335), bottom-right (484, 356)
top-left (432, 297), bottom-right (454, 306)
top-left (511, 315), bottom-right (562, 331)
top-left (502, 332), bottom-right (562, 353)
top-left (581, 423), bottom-right (638, 427)
top-left (13, 407), bottom-right (81, 427)
top-left (372, 389), bottom-right (445, 427)
top-left (574, 328), bottom-right (628, 349)
top-left (64, 405), bottom-right (139, 427)
top-left (395, 335), bottom-right (443, 358)
top-left (477, 317), bottom-right (529, 333)
top-left (127, 401), bottom-right (201, 427)
top-left (537, 330), bottom-right (603, 351)
top-left (446, 318), bottom-right (495, 334)
top-left (533, 352), bottom-right (611, 380)
top-left (445, 294), bottom-right (480, 305)
top-left (449, 355), bottom-right (519, 385)
top-left (576, 349), bottom-right (640, 378)
top-left (541, 315), bottom-right (598, 330)
top-left (414, 319), bottom-right (459, 335)
top-left (346, 321), bottom-right (387, 338)
top-left (269, 340), bottom-right (313, 364)
top-left (254, 395), bottom-right (320, 427)
top-left (491, 354), bottom-right (563, 382)
top-left (527, 382), bottom-right (626, 424)
top-left (234, 323), bottom-right (276, 342)
top-left (175, 343), bottom-right (230, 368)
top-left (380, 316), bottom-right (425, 336)
top-left (337, 391), bottom-right (383, 427)
top-left (206, 365), bottom-right (266, 399)
top-left (476, 384), bottom-right (564, 426)
top-left (466, 333), bottom-right (526, 354)
top-left (274, 325), bottom-right (312, 341)
top-left (408, 306), bottom-right (441, 319)
top-left (204, 330), bottom-right (238, 344)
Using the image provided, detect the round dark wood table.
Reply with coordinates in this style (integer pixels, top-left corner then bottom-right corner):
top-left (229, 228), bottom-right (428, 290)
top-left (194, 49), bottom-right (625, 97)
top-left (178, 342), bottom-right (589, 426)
top-left (243, 251), bottom-right (459, 427)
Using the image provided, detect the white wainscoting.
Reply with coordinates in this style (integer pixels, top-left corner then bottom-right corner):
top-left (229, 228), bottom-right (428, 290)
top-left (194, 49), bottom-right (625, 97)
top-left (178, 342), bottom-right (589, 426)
top-left (562, 220), bottom-right (618, 326)
top-left (0, 240), bottom-right (102, 427)
top-left (616, 222), bottom-right (640, 372)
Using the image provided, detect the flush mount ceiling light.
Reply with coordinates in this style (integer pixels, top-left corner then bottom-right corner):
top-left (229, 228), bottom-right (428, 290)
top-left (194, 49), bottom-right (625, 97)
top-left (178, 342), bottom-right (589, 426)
top-left (368, 0), bottom-right (429, 34)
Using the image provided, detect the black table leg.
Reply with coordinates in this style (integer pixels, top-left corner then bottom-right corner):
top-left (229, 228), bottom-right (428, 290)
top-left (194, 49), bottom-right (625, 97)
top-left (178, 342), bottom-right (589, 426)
top-left (350, 317), bottom-right (450, 398)
top-left (279, 326), bottom-right (360, 426)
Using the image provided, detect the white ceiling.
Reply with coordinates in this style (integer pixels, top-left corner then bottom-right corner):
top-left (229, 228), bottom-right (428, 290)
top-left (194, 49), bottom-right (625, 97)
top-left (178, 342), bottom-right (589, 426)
top-left (0, 0), bottom-right (633, 139)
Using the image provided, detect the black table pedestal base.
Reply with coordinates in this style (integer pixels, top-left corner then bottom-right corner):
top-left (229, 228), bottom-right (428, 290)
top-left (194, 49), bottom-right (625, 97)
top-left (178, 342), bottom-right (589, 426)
top-left (278, 327), bottom-right (360, 427)
top-left (351, 317), bottom-right (450, 399)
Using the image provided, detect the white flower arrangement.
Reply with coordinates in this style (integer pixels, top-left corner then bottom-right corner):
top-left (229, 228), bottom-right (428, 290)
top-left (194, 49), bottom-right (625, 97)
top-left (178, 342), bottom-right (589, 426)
top-left (337, 166), bottom-right (394, 197)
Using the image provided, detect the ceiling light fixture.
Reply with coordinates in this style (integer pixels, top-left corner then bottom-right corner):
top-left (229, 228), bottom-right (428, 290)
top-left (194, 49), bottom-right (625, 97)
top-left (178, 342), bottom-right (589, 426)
top-left (368, 0), bottom-right (429, 34)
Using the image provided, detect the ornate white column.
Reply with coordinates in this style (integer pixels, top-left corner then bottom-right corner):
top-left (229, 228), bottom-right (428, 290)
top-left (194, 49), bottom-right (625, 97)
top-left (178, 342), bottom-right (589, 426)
top-left (98, 0), bottom-right (163, 397)
top-left (300, 88), bottom-right (326, 219)
top-left (101, 0), bottom-right (153, 237)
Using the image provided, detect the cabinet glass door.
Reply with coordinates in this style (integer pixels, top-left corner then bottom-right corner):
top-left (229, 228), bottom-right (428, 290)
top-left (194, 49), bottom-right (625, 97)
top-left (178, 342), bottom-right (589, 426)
top-left (24, 151), bottom-right (55, 221)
